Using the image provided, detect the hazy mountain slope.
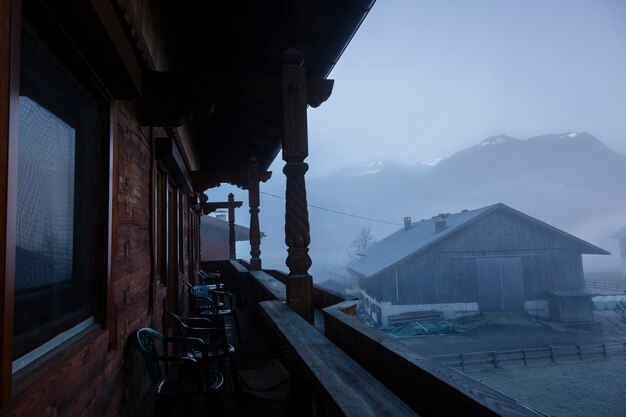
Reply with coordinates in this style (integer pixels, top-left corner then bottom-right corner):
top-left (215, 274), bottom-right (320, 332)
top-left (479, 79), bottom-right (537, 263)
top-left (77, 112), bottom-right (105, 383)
top-left (262, 132), bottom-right (626, 272)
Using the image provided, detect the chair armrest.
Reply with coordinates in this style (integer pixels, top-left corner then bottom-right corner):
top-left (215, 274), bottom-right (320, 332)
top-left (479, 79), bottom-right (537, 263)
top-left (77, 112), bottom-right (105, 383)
top-left (211, 290), bottom-right (235, 310)
top-left (164, 335), bottom-right (208, 348)
top-left (183, 317), bottom-right (224, 330)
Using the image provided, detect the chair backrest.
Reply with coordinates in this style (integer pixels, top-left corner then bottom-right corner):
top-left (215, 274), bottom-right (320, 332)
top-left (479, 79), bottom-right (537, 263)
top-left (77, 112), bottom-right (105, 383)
top-left (168, 312), bottom-right (190, 333)
top-left (134, 328), bottom-right (165, 389)
top-left (168, 312), bottom-right (227, 353)
top-left (197, 271), bottom-right (221, 287)
top-left (189, 285), bottom-right (212, 299)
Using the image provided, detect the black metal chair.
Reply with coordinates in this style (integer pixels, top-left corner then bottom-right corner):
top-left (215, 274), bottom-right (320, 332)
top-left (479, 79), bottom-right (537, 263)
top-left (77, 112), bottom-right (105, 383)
top-left (133, 328), bottom-right (224, 417)
top-left (197, 270), bottom-right (223, 290)
top-left (184, 283), bottom-right (242, 347)
top-left (169, 312), bottom-right (239, 392)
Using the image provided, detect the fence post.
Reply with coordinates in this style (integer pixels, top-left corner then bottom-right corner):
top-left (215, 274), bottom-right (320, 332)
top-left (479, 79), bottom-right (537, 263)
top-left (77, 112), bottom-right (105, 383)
top-left (491, 351), bottom-right (498, 369)
top-left (549, 345), bottom-right (555, 363)
top-left (522, 349), bottom-right (527, 366)
top-left (602, 343), bottom-right (607, 358)
top-left (576, 344), bottom-right (582, 360)
top-left (460, 353), bottom-right (465, 373)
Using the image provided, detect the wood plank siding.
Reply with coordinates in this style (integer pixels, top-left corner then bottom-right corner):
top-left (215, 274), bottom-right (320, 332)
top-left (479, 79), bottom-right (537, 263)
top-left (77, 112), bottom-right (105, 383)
top-left (366, 208), bottom-right (592, 307)
top-left (3, 101), bottom-right (174, 417)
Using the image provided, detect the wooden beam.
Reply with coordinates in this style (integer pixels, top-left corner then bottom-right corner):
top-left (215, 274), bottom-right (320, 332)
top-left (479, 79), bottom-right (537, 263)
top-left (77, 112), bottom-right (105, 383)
top-left (155, 137), bottom-right (192, 193)
top-left (0, 0), bottom-right (19, 405)
top-left (90, 0), bottom-right (142, 94)
top-left (106, 102), bottom-right (120, 350)
top-left (201, 200), bottom-right (243, 215)
top-left (228, 193), bottom-right (237, 260)
top-left (138, 71), bottom-right (334, 126)
top-left (248, 157), bottom-right (262, 270)
top-left (281, 48), bottom-right (313, 323)
top-left (190, 169), bottom-right (271, 192)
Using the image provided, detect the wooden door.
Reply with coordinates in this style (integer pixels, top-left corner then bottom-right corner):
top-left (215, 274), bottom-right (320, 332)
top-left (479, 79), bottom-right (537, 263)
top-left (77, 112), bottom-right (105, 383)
top-left (476, 257), bottom-right (524, 311)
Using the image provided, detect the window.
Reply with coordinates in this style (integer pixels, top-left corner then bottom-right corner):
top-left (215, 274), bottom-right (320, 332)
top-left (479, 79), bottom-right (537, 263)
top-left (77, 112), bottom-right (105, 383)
top-left (12, 27), bottom-right (107, 367)
top-left (156, 168), bottom-right (167, 285)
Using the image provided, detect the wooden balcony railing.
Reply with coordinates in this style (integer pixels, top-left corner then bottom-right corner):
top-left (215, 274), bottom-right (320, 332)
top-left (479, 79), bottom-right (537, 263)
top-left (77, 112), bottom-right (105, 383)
top-left (205, 260), bottom-right (546, 417)
top-left (323, 301), bottom-right (547, 417)
top-left (260, 300), bottom-right (418, 417)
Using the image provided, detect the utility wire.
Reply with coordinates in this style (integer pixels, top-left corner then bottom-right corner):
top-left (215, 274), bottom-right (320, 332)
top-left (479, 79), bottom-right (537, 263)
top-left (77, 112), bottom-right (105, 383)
top-left (260, 191), bottom-right (402, 226)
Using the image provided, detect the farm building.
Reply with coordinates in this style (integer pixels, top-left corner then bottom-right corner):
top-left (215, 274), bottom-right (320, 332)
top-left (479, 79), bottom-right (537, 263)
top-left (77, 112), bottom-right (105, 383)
top-left (349, 203), bottom-right (609, 326)
top-left (200, 215), bottom-right (254, 262)
top-left (610, 226), bottom-right (626, 279)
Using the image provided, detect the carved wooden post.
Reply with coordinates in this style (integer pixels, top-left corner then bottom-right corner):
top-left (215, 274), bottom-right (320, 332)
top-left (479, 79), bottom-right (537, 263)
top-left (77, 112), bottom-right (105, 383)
top-left (282, 48), bottom-right (313, 323)
top-left (248, 157), bottom-right (262, 270)
top-left (227, 193), bottom-right (236, 260)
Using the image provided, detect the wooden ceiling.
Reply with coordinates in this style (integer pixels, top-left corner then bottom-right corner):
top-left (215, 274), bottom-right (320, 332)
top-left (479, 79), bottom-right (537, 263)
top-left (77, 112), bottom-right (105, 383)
top-left (24, 0), bottom-right (375, 181)
top-left (161, 0), bottom-right (376, 173)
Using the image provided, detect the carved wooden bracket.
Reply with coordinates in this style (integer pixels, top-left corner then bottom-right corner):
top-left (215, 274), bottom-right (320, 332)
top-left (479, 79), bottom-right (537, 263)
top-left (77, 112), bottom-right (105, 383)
top-left (201, 200), bottom-right (243, 215)
top-left (190, 170), bottom-right (271, 192)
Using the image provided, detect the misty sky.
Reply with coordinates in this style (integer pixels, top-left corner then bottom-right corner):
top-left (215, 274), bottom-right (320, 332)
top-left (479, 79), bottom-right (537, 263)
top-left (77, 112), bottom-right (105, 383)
top-left (286, 0), bottom-right (626, 177)
top-left (209, 1), bottom-right (626, 271)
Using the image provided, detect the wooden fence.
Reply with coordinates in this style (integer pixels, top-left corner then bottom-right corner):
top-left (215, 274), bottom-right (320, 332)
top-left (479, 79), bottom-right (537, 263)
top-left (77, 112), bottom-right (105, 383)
top-left (585, 281), bottom-right (626, 291)
top-left (431, 341), bottom-right (626, 372)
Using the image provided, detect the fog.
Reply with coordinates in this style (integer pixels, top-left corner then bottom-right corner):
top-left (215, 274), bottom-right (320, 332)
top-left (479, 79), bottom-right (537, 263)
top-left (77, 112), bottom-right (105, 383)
top-left (207, 1), bottom-right (626, 279)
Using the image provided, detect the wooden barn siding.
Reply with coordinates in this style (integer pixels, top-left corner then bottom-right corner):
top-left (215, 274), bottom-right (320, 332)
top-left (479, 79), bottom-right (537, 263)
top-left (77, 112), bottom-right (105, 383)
top-left (200, 225), bottom-right (229, 261)
top-left (1, 102), bottom-right (169, 417)
top-left (380, 209), bottom-right (586, 305)
top-left (432, 209), bottom-right (587, 253)
top-left (359, 272), bottom-right (384, 301)
top-left (389, 254), bottom-right (476, 305)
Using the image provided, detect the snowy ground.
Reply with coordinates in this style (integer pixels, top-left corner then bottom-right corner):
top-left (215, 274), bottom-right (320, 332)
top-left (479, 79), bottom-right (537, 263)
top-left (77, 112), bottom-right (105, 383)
top-left (467, 357), bottom-right (626, 417)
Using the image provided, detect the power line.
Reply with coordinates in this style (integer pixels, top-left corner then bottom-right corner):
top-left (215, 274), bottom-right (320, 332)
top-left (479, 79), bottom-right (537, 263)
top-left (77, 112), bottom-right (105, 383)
top-left (260, 191), bottom-right (401, 226)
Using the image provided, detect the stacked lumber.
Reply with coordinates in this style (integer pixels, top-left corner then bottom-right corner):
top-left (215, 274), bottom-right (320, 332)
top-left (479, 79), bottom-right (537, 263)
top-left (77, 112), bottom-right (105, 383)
top-left (388, 310), bottom-right (443, 326)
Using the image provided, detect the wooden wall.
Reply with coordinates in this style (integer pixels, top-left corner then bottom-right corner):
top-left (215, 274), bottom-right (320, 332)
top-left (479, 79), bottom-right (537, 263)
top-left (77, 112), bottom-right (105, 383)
top-left (0, 101), bottom-right (192, 417)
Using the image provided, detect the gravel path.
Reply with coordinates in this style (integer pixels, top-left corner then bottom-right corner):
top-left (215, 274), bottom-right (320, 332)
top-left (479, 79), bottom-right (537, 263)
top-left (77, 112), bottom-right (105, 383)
top-left (467, 358), bottom-right (626, 417)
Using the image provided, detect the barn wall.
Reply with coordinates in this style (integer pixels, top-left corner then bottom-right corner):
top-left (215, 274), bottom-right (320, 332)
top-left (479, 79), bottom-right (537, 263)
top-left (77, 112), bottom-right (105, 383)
top-left (374, 209), bottom-right (587, 307)
top-left (359, 271), bottom-right (385, 301)
top-left (392, 254), bottom-right (477, 305)
top-left (432, 209), bottom-right (587, 253)
top-left (200, 226), bottom-right (229, 261)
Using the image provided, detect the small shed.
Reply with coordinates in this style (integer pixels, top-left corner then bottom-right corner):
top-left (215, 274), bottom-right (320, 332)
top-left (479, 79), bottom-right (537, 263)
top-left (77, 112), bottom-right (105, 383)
top-left (610, 225), bottom-right (626, 279)
top-left (348, 203), bottom-right (609, 326)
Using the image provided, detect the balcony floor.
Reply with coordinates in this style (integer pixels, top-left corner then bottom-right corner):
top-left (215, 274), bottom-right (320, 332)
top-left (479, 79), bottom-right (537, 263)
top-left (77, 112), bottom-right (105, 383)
top-left (180, 306), bottom-right (291, 417)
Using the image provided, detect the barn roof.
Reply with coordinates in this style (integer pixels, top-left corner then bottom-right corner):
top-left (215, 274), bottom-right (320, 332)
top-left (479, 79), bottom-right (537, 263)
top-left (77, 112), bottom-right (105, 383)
top-left (348, 203), bottom-right (609, 278)
top-left (201, 216), bottom-right (257, 242)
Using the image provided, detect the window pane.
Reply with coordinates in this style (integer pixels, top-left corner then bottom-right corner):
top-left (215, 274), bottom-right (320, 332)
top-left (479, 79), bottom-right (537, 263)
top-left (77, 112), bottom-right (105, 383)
top-left (14, 29), bottom-right (98, 358)
top-left (17, 96), bottom-right (75, 293)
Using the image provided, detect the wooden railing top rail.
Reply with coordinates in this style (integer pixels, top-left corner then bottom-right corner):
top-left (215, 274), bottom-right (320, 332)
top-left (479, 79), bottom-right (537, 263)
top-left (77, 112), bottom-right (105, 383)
top-left (228, 259), bottom-right (249, 274)
top-left (260, 300), bottom-right (419, 417)
top-left (323, 301), bottom-right (547, 417)
top-left (249, 269), bottom-right (286, 301)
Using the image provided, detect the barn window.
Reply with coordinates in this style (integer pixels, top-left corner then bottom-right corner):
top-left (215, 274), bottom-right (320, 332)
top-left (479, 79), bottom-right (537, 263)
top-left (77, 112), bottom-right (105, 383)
top-left (12, 27), bottom-right (108, 371)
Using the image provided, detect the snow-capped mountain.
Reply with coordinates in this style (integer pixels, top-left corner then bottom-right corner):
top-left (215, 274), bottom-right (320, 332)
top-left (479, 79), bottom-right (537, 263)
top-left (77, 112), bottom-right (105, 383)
top-left (328, 159), bottom-right (428, 177)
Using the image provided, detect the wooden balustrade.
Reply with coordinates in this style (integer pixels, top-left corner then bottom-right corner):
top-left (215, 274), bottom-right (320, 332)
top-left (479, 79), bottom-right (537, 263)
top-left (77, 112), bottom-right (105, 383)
top-left (323, 301), bottom-right (545, 417)
top-left (260, 300), bottom-right (418, 417)
top-left (215, 261), bottom-right (548, 417)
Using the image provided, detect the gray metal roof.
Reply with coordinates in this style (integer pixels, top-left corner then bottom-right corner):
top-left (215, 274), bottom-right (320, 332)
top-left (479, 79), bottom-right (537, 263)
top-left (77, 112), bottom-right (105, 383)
top-left (348, 203), bottom-right (609, 278)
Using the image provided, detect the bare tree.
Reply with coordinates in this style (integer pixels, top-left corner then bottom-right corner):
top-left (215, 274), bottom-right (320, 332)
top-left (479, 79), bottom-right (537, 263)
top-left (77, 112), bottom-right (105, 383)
top-left (610, 300), bottom-right (626, 332)
top-left (347, 226), bottom-right (376, 263)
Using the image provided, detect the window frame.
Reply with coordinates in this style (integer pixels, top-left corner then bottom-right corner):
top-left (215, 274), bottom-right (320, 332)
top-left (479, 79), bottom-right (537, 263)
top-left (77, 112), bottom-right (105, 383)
top-left (0, 2), bottom-right (114, 405)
